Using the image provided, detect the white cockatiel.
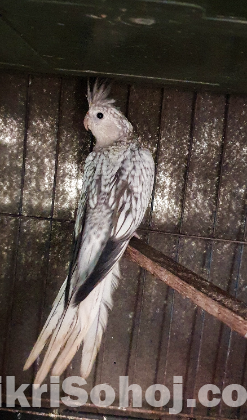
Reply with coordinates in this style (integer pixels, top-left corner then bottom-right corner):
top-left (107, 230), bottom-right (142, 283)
top-left (24, 80), bottom-right (155, 387)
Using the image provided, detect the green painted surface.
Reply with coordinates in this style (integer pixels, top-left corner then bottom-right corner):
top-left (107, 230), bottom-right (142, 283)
top-left (1, 1), bottom-right (247, 92)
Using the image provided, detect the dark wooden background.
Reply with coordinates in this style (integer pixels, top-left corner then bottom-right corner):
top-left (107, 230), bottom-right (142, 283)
top-left (1, 72), bottom-right (247, 420)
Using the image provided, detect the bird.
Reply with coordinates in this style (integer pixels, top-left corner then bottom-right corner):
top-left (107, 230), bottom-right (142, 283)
top-left (23, 80), bottom-right (155, 387)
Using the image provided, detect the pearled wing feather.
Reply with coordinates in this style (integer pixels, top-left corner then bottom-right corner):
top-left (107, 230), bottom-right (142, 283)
top-left (73, 142), bottom-right (154, 304)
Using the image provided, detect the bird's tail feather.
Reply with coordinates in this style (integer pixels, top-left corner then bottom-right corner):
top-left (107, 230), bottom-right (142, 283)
top-left (23, 278), bottom-right (67, 372)
top-left (80, 262), bottom-right (120, 378)
top-left (24, 264), bottom-right (119, 388)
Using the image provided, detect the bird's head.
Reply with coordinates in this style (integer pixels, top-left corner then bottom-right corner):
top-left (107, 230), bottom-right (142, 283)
top-left (84, 80), bottom-right (133, 149)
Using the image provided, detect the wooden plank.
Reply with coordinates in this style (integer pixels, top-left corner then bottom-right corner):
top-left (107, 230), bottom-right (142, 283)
top-left (192, 241), bottom-right (241, 417)
top-left (95, 259), bottom-right (142, 405)
top-left (151, 89), bottom-right (194, 232)
top-left (22, 76), bottom-right (61, 217)
top-left (219, 330), bottom-right (247, 419)
top-left (240, 248), bottom-right (247, 420)
top-left (111, 80), bottom-right (130, 113)
top-left (125, 237), bottom-right (247, 338)
top-left (39, 220), bottom-right (74, 398)
top-left (181, 92), bottom-right (225, 236)
top-left (0, 216), bottom-right (19, 374)
top-left (40, 221), bottom-right (74, 335)
top-left (0, 73), bottom-right (27, 214)
top-left (215, 95), bottom-right (247, 241)
top-left (128, 84), bottom-right (162, 153)
top-left (167, 238), bottom-right (211, 415)
top-left (5, 218), bottom-right (51, 389)
top-left (206, 242), bottom-right (242, 418)
top-left (126, 233), bottom-right (177, 409)
top-left (153, 238), bottom-right (180, 389)
top-left (216, 244), bottom-right (247, 419)
top-left (128, 84), bottom-right (162, 227)
top-left (53, 78), bottom-right (90, 220)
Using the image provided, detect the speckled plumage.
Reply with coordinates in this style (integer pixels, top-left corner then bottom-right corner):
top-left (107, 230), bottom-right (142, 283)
top-left (24, 80), bottom-right (154, 386)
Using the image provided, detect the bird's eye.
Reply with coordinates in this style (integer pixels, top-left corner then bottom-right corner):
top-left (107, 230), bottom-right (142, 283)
top-left (97, 112), bottom-right (104, 119)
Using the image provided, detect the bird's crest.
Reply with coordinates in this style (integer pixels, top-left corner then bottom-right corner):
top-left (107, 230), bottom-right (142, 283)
top-left (87, 79), bottom-right (116, 107)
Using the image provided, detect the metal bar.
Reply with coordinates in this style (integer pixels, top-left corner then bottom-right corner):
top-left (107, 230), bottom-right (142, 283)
top-left (0, 397), bottom-right (238, 420)
top-left (148, 87), bottom-right (164, 228)
top-left (18, 74), bottom-right (30, 215)
top-left (139, 228), bottom-right (247, 246)
top-left (0, 211), bottom-right (75, 223)
top-left (51, 77), bottom-right (63, 220)
top-left (2, 211), bottom-right (247, 247)
top-left (125, 267), bottom-right (146, 401)
top-left (0, 404), bottom-right (236, 420)
top-left (177, 91), bottom-right (197, 238)
top-left (0, 393), bottom-right (241, 420)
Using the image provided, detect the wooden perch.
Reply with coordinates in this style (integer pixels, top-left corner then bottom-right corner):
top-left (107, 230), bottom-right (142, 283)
top-left (125, 237), bottom-right (247, 338)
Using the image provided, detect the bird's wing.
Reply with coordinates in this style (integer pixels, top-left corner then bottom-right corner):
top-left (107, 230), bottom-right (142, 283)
top-left (73, 145), bottom-right (155, 304)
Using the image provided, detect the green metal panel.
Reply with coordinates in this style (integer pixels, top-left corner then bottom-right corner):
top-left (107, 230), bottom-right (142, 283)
top-left (0, 16), bottom-right (50, 71)
top-left (1, 1), bottom-right (247, 92)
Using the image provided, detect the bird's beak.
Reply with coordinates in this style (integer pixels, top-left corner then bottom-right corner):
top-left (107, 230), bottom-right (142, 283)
top-left (84, 113), bottom-right (90, 131)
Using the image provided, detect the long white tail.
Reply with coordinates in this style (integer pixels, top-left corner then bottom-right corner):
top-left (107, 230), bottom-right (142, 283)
top-left (23, 263), bottom-right (119, 387)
